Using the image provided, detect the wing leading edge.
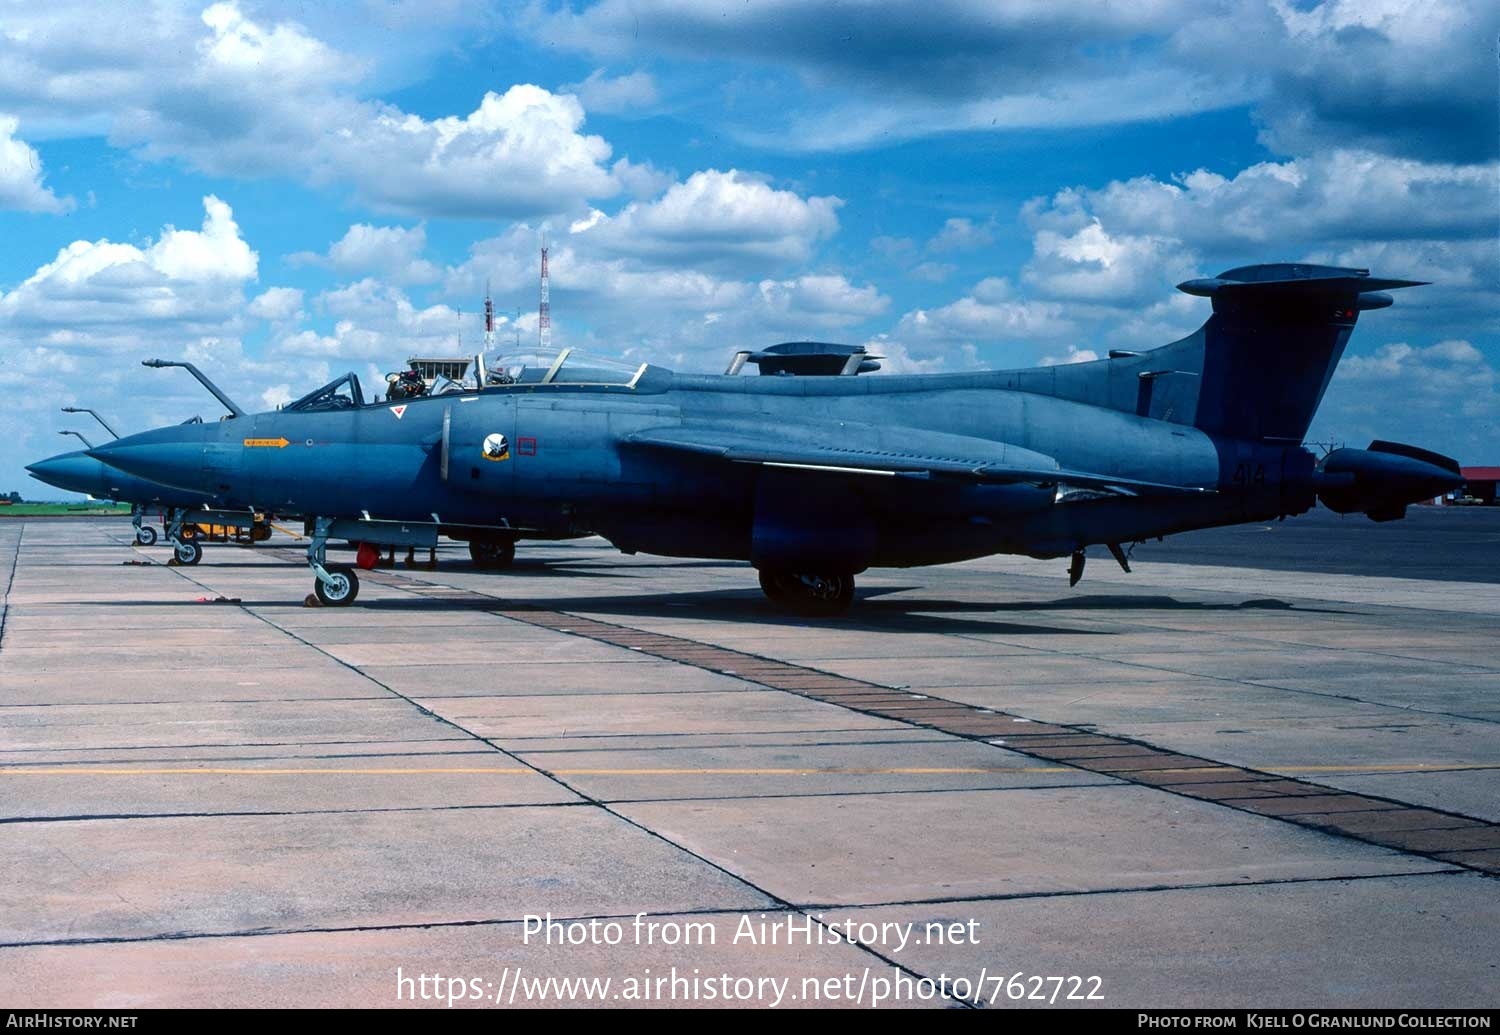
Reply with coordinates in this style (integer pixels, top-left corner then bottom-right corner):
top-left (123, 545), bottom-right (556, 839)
top-left (623, 422), bottom-right (1212, 497)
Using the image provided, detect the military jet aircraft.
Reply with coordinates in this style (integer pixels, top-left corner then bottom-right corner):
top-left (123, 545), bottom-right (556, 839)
top-left (86, 264), bottom-right (1464, 614)
top-left (51, 416), bottom-right (178, 548)
top-left (27, 361), bottom-right (542, 572)
top-left (27, 372), bottom-right (274, 563)
top-left (25, 447), bottom-right (225, 562)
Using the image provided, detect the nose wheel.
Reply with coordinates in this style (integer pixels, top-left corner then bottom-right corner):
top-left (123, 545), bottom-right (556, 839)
top-left (758, 570), bottom-right (856, 616)
top-left (131, 504), bottom-right (158, 546)
top-left (306, 516), bottom-right (360, 606)
top-left (162, 507), bottom-right (196, 562)
top-left (313, 567), bottom-right (360, 606)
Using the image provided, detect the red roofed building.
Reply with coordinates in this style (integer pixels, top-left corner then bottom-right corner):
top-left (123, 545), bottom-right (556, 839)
top-left (1457, 467), bottom-right (1500, 505)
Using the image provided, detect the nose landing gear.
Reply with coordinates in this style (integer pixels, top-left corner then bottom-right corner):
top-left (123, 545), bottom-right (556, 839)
top-left (173, 538), bottom-right (203, 566)
top-left (131, 505), bottom-right (158, 546)
top-left (306, 516), bottom-right (360, 606)
top-left (313, 567), bottom-right (360, 606)
top-left (162, 508), bottom-right (201, 565)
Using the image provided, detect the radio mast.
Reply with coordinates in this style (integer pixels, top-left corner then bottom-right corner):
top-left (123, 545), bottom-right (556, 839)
top-left (538, 241), bottom-right (551, 351)
top-left (483, 279), bottom-right (495, 351)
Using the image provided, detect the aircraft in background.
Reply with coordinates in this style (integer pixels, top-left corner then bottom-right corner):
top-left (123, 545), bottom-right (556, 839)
top-left (30, 391), bottom-right (247, 564)
top-left (26, 445), bottom-right (235, 563)
top-left (85, 264), bottom-right (1464, 613)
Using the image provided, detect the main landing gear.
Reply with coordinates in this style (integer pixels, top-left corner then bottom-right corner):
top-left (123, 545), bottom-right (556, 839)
top-left (758, 569), bottom-right (856, 617)
top-left (307, 516), bottom-right (360, 606)
top-left (468, 538), bottom-right (516, 570)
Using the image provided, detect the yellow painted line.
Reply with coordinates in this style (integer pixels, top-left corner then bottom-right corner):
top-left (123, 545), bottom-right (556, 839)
top-left (242, 437), bottom-right (291, 449)
top-left (0, 767), bottom-right (532, 776)
top-left (4, 763), bottom-right (1489, 778)
top-left (552, 767), bottom-right (1069, 776)
top-left (0, 766), bottom-right (1068, 777)
top-left (1272, 763), bottom-right (1500, 774)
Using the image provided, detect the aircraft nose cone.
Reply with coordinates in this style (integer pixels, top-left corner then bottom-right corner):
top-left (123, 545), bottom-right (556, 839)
top-left (25, 452), bottom-right (102, 494)
top-left (89, 439), bottom-right (202, 492)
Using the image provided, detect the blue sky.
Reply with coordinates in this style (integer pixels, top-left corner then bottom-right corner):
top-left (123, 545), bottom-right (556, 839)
top-left (2, 0), bottom-right (1496, 496)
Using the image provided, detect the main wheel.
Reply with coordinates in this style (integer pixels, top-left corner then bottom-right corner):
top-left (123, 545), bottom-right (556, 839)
top-left (314, 567), bottom-right (360, 606)
top-left (758, 570), bottom-right (855, 616)
top-left (135, 526), bottom-right (158, 546)
top-left (469, 539), bottom-right (516, 570)
top-left (173, 539), bottom-right (203, 566)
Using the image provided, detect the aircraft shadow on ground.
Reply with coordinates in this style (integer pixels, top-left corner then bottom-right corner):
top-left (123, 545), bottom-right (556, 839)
top-left (82, 538), bottom-right (1354, 631)
top-left (77, 585), bottom-right (1343, 635)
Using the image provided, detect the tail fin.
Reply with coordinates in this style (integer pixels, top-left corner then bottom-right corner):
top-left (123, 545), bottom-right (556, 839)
top-left (1176, 264), bottom-right (1425, 442)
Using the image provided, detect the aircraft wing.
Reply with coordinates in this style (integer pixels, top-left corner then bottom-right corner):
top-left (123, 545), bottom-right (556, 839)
top-left (623, 422), bottom-right (1212, 496)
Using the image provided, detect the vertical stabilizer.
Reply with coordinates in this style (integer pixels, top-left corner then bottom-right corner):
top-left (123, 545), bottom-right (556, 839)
top-left (1177, 264), bottom-right (1425, 442)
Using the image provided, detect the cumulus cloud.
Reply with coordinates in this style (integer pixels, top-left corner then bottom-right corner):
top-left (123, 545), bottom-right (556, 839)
top-left (0, 4), bottom-right (628, 220)
top-left (885, 276), bottom-right (1076, 369)
top-left (1040, 346), bottom-right (1101, 366)
top-left (0, 116), bottom-right (71, 213)
top-left (1025, 150), bottom-right (1497, 254)
top-left (330, 86), bottom-right (620, 218)
top-left (560, 69), bottom-right (660, 113)
top-left (292, 223), bottom-right (441, 284)
top-left (1024, 220), bottom-right (1196, 306)
top-left (0, 194), bottom-right (257, 346)
top-left (752, 274), bottom-right (888, 330)
top-left (284, 278), bottom-right (463, 361)
top-left (1247, 0), bottom-right (1499, 163)
top-left (580, 169), bottom-right (842, 270)
top-left (111, 2), bottom-right (366, 176)
top-left (909, 262), bottom-right (956, 283)
top-left (260, 383), bottom-right (294, 410)
top-left (247, 287), bottom-right (304, 324)
top-left (863, 337), bottom-right (982, 375)
top-left (437, 218), bottom-right (884, 366)
top-left (870, 143), bottom-right (1494, 443)
top-left (0, 195), bottom-right (280, 494)
top-left (869, 147), bottom-right (1495, 371)
top-left (1012, 148), bottom-right (1498, 342)
top-left (1311, 339), bottom-right (1498, 459)
top-left (927, 217), bottom-right (995, 253)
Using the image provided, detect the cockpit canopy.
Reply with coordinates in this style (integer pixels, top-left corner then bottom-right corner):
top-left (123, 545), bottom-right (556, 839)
top-left (478, 348), bottom-right (644, 388)
top-left (285, 372), bottom-right (365, 411)
top-left (282, 350), bottom-right (651, 412)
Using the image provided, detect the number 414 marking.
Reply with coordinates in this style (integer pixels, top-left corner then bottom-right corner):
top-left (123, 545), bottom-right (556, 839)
top-left (1232, 462), bottom-right (1267, 487)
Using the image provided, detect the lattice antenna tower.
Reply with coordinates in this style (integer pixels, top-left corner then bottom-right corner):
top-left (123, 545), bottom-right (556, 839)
top-left (484, 279), bottom-right (495, 351)
top-left (538, 239), bottom-right (551, 351)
